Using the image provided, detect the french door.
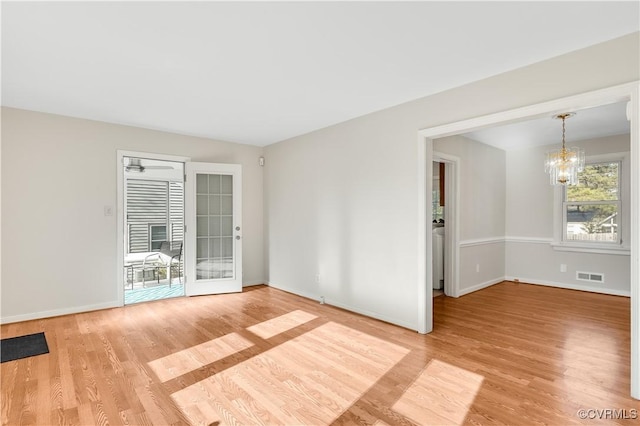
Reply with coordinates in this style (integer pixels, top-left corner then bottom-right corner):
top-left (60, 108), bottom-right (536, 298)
top-left (184, 162), bottom-right (242, 296)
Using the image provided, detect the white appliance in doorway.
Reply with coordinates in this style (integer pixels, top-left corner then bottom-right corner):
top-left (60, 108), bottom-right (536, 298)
top-left (432, 226), bottom-right (444, 289)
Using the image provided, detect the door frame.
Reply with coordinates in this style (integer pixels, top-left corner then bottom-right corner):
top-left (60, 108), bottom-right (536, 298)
top-left (417, 81), bottom-right (639, 399)
top-left (116, 150), bottom-right (190, 306)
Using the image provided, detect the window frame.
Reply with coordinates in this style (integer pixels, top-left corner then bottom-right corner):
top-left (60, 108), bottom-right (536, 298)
top-left (552, 152), bottom-right (630, 255)
top-left (149, 223), bottom-right (168, 252)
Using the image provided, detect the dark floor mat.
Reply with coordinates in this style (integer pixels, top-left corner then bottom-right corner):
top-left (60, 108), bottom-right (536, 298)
top-left (1, 332), bottom-right (49, 363)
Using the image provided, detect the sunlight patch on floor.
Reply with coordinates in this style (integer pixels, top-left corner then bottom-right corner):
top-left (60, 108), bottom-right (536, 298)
top-left (392, 359), bottom-right (484, 425)
top-left (148, 332), bottom-right (253, 382)
top-left (171, 321), bottom-right (410, 425)
top-left (246, 310), bottom-right (318, 339)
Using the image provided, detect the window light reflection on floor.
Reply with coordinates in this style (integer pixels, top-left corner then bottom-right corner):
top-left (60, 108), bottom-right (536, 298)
top-left (148, 309), bottom-right (319, 383)
top-left (171, 321), bottom-right (410, 425)
top-left (392, 359), bottom-right (484, 425)
top-left (148, 332), bottom-right (254, 382)
top-left (246, 309), bottom-right (318, 339)
top-left (563, 329), bottom-right (622, 392)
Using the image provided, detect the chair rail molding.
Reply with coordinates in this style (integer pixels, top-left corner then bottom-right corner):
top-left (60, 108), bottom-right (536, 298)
top-left (459, 237), bottom-right (506, 247)
top-left (504, 236), bottom-right (554, 244)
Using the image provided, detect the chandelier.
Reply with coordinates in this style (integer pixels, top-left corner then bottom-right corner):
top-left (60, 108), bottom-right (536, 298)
top-left (544, 113), bottom-right (585, 185)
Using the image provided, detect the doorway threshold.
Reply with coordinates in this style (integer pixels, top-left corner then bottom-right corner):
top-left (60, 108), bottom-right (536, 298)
top-left (125, 284), bottom-right (184, 305)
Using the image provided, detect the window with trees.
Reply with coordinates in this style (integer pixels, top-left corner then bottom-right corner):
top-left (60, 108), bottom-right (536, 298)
top-left (563, 161), bottom-right (620, 245)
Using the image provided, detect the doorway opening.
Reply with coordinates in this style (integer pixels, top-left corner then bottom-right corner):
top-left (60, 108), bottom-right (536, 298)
top-left (118, 153), bottom-right (187, 305)
top-left (418, 82), bottom-right (639, 398)
top-left (432, 153), bottom-right (459, 300)
top-left (116, 153), bottom-right (245, 305)
top-left (432, 160), bottom-right (445, 298)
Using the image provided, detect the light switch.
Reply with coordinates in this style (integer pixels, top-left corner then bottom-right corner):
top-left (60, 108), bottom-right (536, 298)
top-left (104, 206), bottom-right (113, 216)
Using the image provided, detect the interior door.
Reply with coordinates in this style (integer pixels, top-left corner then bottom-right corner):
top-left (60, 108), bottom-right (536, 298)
top-left (184, 162), bottom-right (242, 296)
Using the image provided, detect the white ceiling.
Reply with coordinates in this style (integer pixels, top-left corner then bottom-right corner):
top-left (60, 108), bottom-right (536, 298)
top-left (464, 101), bottom-right (631, 151)
top-left (2, 2), bottom-right (639, 146)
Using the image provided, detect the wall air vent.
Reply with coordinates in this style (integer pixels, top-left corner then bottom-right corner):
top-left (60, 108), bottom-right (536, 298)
top-left (576, 271), bottom-right (604, 283)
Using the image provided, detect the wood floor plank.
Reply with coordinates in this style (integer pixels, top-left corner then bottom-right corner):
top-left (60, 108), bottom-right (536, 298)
top-left (2, 282), bottom-right (639, 425)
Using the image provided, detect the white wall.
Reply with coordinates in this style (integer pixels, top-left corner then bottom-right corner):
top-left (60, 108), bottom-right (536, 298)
top-left (264, 33), bottom-right (639, 330)
top-left (264, 117), bottom-right (420, 327)
top-left (1, 108), bottom-right (265, 322)
top-left (434, 135), bottom-right (506, 241)
top-left (434, 135), bottom-right (506, 294)
top-left (505, 134), bottom-right (631, 295)
top-left (2, 33), bottom-right (638, 328)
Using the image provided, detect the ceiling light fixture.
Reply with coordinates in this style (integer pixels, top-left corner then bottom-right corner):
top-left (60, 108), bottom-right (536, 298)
top-left (544, 112), bottom-right (584, 185)
top-left (125, 158), bottom-right (145, 172)
top-left (124, 157), bottom-right (175, 173)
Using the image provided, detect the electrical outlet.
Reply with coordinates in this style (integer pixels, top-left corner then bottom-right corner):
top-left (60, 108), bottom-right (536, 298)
top-left (320, 296), bottom-right (325, 304)
top-left (560, 264), bottom-right (567, 273)
top-left (476, 264), bottom-right (480, 273)
top-left (315, 273), bottom-right (320, 283)
top-left (104, 206), bottom-right (113, 216)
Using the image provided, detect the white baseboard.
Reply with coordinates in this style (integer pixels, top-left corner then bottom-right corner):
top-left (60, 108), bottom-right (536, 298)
top-left (504, 276), bottom-right (631, 297)
top-left (267, 282), bottom-right (417, 331)
top-left (457, 277), bottom-right (504, 297)
top-left (266, 281), bottom-right (320, 303)
top-left (2, 281), bottom-right (271, 324)
top-left (322, 297), bottom-right (417, 331)
top-left (0, 301), bottom-right (121, 325)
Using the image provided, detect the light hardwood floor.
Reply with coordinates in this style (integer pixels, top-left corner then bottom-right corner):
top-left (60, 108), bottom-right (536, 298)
top-left (1, 282), bottom-right (638, 425)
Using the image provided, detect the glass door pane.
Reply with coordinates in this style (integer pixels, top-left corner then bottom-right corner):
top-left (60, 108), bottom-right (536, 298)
top-left (195, 173), bottom-right (234, 280)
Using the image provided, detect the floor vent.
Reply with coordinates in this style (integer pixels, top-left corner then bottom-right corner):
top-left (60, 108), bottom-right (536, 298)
top-left (576, 271), bottom-right (604, 283)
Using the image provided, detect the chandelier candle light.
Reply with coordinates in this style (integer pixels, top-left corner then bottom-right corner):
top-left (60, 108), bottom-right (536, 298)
top-left (544, 112), bottom-right (585, 185)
